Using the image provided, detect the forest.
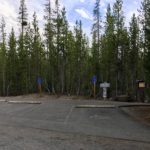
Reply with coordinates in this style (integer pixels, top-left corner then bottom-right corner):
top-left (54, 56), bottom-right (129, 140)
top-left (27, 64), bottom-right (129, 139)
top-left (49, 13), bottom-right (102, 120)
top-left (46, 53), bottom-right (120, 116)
top-left (0, 0), bottom-right (149, 100)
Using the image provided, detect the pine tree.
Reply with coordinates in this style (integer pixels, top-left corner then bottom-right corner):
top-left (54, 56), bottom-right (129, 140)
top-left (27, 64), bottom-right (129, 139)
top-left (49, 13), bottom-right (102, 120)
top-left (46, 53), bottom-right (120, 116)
top-left (129, 14), bottom-right (139, 96)
top-left (31, 12), bottom-right (45, 92)
top-left (59, 7), bottom-right (68, 94)
top-left (53, 0), bottom-right (62, 92)
top-left (92, 0), bottom-right (101, 53)
top-left (24, 23), bottom-right (33, 92)
top-left (18, 0), bottom-right (28, 59)
top-left (100, 4), bottom-right (116, 96)
top-left (140, 0), bottom-right (150, 100)
top-left (7, 28), bottom-right (18, 95)
top-left (113, 0), bottom-right (125, 95)
top-left (142, 0), bottom-right (150, 81)
top-left (17, 0), bottom-right (28, 94)
top-left (74, 20), bottom-right (89, 95)
top-left (65, 30), bottom-right (76, 94)
top-left (0, 17), bottom-right (7, 96)
top-left (44, 0), bottom-right (55, 93)
top-left (19, 0), bottom-right (28, 35)
top-left (91, 0), bottom-right (101, 83)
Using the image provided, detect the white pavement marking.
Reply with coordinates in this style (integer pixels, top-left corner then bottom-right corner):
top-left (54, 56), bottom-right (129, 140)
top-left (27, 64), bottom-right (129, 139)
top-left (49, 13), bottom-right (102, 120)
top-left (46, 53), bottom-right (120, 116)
top-left (8, 101), bottom-right (41, 104)
top-left (64, 106), bottom-right (74, 124)
top-left (76, 105), bottom-right (115, 108)
top-left (89, 115), bottom-right (110, 120)
top-left (0, 99), bottom-right (7, 102)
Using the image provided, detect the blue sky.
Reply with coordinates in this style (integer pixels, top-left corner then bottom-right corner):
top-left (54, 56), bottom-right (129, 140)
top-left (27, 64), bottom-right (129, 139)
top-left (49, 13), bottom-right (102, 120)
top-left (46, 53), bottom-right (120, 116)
top-left (0, 0), bottom-right (142, 38)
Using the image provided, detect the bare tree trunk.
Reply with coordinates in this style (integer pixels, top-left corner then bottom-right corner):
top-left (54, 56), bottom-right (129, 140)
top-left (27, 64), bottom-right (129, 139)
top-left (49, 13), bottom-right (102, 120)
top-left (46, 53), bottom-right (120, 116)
top-left (2, 67), bottom-right (5, 96)
top-left (61, 61), bottom-right (65, 94)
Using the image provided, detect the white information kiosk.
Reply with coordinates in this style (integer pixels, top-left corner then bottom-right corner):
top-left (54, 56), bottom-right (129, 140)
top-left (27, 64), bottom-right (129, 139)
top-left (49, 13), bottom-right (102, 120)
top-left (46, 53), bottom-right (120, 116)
top-left (100, 82), bottom-right (110, 99)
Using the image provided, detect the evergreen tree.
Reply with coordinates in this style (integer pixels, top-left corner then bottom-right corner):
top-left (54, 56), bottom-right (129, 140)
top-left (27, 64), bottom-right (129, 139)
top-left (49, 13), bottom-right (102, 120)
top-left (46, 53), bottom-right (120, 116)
top-left (65, 30), bottom-right (76, 94)
top-left (44, 0), bottom-right (55, 93)
top-left (17, 0), bottom-right (28, 94)
top-left (104, 4), bottom-right (116, 79)
top-left (7, 28), bottom-right (18, 95)
top-left (74, 21), bottom-right (83, 95)
top-left (59, 7), bottom-right (68, 93)
top-left (92, 0), bottom-right (101, 52)
top-left (31, 12), bottom-right (45, 92)
top-left (142, 0), bottom-right (150, 81)
top-left (139, 0), bottom-right (150, 100)
top-left (0, 17), bottom-right (7, 96)
top-left (101, 4), bottom-right (116, 96)
top-left (91, 0), bottom-right (101, 83)
top-left (53, 0), bottom-right (61, 92)
top-left (19, 0), bottom-right (28, 35)
top-left (0, 0), bottom-right (146, 99)
top-left (17, 33), bottom-right (29, 94)
top-left (74, 20), bottom-right (89, 95)
top-left (113, 0), bottom-right (125, 95)
top-left (129, 14), bottom-right (140, 96)
top-left (24, 23), bottom-right (33, 92)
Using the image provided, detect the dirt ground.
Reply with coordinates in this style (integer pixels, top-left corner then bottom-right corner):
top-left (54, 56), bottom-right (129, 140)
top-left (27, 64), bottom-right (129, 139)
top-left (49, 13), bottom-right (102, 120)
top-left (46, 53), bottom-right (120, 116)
top-left (121, 106), bottom-right (150, 126)
top-left (2, 93), bottom-right (90, 101)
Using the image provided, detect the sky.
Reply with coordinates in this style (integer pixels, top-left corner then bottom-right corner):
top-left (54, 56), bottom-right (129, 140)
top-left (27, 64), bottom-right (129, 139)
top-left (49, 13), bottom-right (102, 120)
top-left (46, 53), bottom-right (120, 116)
top-left (0, 0), bottom-right (142, 39)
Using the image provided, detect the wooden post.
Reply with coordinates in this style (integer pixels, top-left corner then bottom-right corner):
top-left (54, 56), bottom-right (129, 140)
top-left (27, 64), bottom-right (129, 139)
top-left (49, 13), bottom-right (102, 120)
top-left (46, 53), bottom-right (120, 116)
top-left (38, 84), bottom-right (42, 97)
top-left (37, 77), bottom-right (42, 97)
top-left (94, 82), bottom-right (96, 98)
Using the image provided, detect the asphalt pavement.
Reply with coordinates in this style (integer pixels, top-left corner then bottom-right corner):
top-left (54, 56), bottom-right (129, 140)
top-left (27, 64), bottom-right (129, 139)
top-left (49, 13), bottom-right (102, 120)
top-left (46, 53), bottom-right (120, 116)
top-left (0, 99), bottom-right (150, 150)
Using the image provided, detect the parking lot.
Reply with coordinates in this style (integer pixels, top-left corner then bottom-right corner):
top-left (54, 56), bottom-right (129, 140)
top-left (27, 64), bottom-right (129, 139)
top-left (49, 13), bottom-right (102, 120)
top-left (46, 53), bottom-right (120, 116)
top-left (0, 96), bottom-right (150, 149)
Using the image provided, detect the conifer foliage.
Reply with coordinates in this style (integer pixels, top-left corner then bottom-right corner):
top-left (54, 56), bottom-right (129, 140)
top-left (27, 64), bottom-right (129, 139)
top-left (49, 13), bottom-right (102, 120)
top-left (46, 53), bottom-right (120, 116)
top-left (0, 0), bottom-right (149, 99)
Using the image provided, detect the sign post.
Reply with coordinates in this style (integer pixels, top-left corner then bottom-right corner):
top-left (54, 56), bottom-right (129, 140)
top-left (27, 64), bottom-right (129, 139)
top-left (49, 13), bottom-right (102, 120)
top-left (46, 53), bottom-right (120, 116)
top-left (103, 87), bottom-right (107, 98)
top-left (92, 75), bottom-right (97, 98)
top-left (94, 82), bottom-right (96, 98)
top-left (136, 80), bottom-right (145, 102)
top-left (100, 82), bottom-right (110, 99)
top-left (37, 77), bottom-right (42, 96)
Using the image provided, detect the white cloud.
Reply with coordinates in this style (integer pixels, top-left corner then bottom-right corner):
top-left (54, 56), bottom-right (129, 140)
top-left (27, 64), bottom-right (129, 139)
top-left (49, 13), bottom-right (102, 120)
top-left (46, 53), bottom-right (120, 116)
top-left (0, 0), bottom-right (142, 40)
top-left (0, 0), bottom-right (48, 36)
top-left (0, 1), bottom-right (18, 34)
top-left (80, 0), bottom-right (85, 2)
top-left (0, 1), bottom-right (17, 18)
top-left (124, 0), bottom-right (140, 27)
top-left (68, 21), bottom-right (75, 32)
top-left (133, 1), bottom-right (138, 5)
top-left (101, 1), bottom-right (106, 8)
top-left (75, 8), bottom-right (93, 20)
top-left (126, 10), bottom-right (139, 26)
top-left (60, 0), bottom-right (79, 11)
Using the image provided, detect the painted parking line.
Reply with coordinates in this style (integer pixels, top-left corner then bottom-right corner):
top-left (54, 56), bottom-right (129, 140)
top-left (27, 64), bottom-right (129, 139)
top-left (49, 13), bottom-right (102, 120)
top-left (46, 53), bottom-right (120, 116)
top-left (8, 101), bottom-right (41, 104)
top-left (0, 99), bottom-right (7, 102)
top-left (118, 104), bottom-right (150, 108)
top-left (75, 105), bottom-right (116, 108)
top-left (64, 106), bottom-right (74, 124)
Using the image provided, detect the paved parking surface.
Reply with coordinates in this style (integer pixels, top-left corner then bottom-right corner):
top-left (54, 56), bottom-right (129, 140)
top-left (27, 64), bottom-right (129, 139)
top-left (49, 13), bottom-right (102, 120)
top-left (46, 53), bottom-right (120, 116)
top-left (0, 99), bottom-right (150, 149)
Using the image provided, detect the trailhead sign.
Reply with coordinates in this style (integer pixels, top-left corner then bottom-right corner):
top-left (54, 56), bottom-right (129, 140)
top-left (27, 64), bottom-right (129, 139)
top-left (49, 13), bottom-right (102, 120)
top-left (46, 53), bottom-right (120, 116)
top-left (100, 82), bottom-right (110, 99)
top-left (92, 75), bottom-right (97, 84)
top-left (100, 82), bottom-right (110, 88)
